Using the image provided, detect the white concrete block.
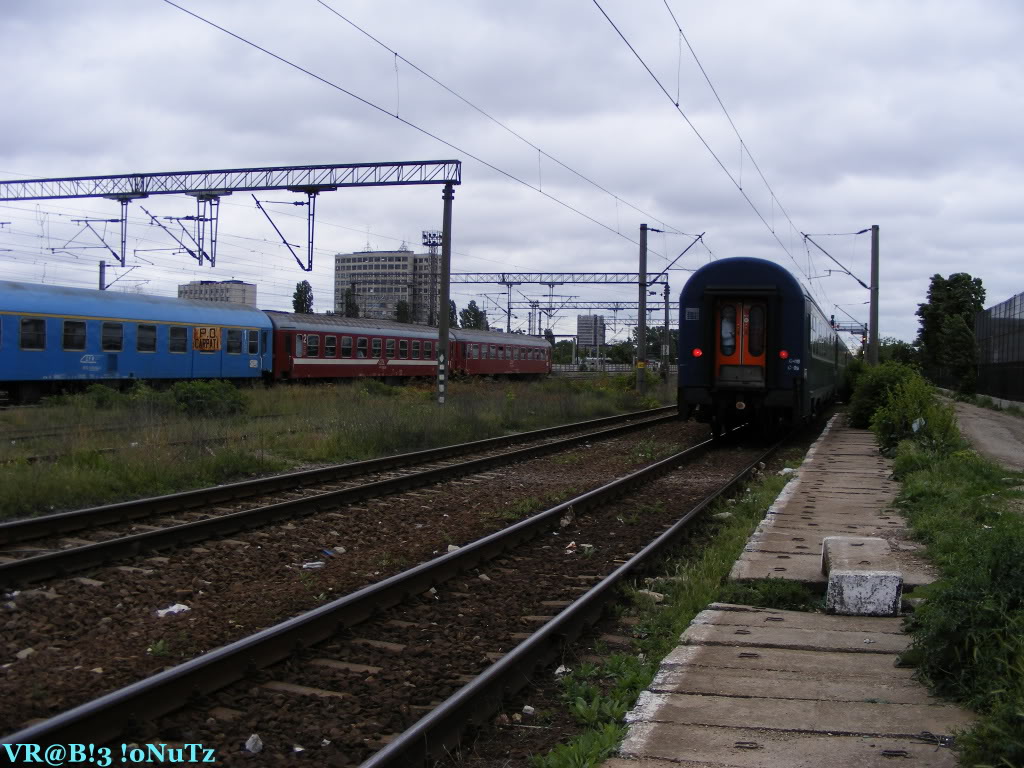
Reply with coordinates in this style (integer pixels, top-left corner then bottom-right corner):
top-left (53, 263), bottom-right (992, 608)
top-left (826, 570), bottom-right (902, 616)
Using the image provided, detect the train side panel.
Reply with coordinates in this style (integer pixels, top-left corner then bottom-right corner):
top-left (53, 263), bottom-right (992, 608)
top-left (0, 281), bottom-right (271, 400)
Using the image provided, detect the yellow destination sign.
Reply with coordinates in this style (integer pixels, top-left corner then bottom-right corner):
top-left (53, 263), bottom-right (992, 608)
top-left (193, 326), bottom-right (222, 352)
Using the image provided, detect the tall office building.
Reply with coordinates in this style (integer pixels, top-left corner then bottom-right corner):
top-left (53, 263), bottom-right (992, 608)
top-left (333, 247), bottom-right (438, 323)
top-left (577, 314), bottom-right (606, 351)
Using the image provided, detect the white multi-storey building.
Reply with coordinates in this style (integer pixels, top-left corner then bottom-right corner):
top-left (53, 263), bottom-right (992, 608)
top-left (333, 247), bottom-right (439, 323)
top-left (577, 314), bottom-right (606, 350)
top-left (177, 280), bottom-right (257, 306)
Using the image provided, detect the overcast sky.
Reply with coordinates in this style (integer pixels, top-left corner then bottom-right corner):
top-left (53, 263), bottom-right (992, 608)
top-left (2, 0), bottom-right (1021, 345)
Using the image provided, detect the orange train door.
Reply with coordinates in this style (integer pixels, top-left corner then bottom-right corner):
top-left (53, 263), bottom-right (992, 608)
top-left (714, 299), bottom-right (767, 387)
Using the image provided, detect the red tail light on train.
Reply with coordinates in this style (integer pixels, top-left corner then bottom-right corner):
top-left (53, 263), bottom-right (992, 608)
top-left (692, 348), bottom-right (703, 358)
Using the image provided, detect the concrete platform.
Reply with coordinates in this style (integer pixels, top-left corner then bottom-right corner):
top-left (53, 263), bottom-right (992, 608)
top-left (605, 418), bottom-right (972, 768)
top-left (729, 418), bottom-right (938, 588)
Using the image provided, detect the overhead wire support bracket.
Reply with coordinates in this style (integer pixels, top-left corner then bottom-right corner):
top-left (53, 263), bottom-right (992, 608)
top-left (253, 194), bottom-right (311, 272)
top-left (801, 232), bottom-right (869, 290)
top-left (141, 206), bottom-right (202, 264)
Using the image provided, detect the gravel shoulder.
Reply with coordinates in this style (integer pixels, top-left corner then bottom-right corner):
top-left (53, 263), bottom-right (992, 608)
top-left (952, 401), bottom-right (1024, 472)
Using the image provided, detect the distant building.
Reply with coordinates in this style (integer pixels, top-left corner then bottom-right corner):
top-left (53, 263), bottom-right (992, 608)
top-left (178, 280), bottom-right (257, 306)
top-left (577, 314), bottom-right (606, 351)
top-left (334, 247), bottom-right (439, 323)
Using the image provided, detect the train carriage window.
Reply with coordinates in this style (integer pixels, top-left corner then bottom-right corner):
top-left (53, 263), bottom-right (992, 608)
top-left (490, 345), bottom-right (497, 359)
top-left (356, 337), bottom-right (368, 358)
top-left (482, 344), bottom-right (489, 360)
top-left (371, 338), bottom-right (382, 358)
top-left (169, 326), bottom-right (188, 353)
top-left (261, 331), bottom-right (268, 354)
top-left (20, 318), bottom-right (46, 350)
top-left (719, 305), bottom-right (736, 356)
top-left (248, 330), bottom-right (259, 355)
top-left (137, 324), bottom-right (157, 353)
top-left (399, 340), bottom-right (408, 358)
top-left (63, 320), bottom-right (86, 351)
top-left (748, 306), bottom-right (765, 356)
top-left (305, 334), bottom-right (319, 357)
top-left (102, 322), bottom-right (123, 352)
top-left (424, 341), bottom-right (433, 359)
top-left (412, 340), bottom-right (421, 359)
top-left (341, 336), bottom-right (353, 358)
top-left (227, 329), bottom-right (243, 354)
top-left (325, 336), bottom-right (337, 358)
top-left (385, 339), bottom-right (395, 358)
top-left (294, 334), bottom-right (303, 357)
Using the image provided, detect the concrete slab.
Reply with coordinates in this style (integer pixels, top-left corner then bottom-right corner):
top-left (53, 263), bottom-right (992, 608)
top-left (660, 643), bottom-right (910, 678)
top-left (610, 724), bottom-right (960, 767)
top-left (698, 605), bottom-right (905, 634)
top-left (682, 622), bottom-right (909, 654)
top-left (650, 664), bottom-right (937, 705)
top-left (625, 691), bottom-right (972, 738)
top-left (730, 551), bottom-right (935, 588)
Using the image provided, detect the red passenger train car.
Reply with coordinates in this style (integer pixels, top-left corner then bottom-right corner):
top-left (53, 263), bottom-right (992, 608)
top-left (267, 313), bottom-right (551, 382)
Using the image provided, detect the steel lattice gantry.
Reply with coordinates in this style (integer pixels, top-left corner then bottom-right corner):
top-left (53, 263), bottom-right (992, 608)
top-left (0, 161), bottom-right (461, 272)
top-left (0, 161), bottom-right (462, 201)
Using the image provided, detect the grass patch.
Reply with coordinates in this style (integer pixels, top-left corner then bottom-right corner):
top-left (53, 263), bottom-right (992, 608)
top-left (529, 455), bottom-right (801, 767)
top-left (854, 365), bottom-right (1024, 766)
top-left (717, 578), bottom-right (822, 612)
top-left (0, 377), bottom-right (674, 520)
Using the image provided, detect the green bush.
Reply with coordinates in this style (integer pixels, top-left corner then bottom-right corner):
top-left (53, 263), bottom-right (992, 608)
top-left (847, 361), bottom-right (917, 428)
top-left (167, 380), bottom-right (247, 417)
top-left (870, 373), bottom-right (963, 454)
top-left (841, 357), bottom-right (866, 402)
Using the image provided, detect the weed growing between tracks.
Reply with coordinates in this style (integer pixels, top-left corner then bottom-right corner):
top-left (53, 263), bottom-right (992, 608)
top-left (527, 455), bottom-right (801, 768)
top-left (0, 377), bottom-right (672, 520)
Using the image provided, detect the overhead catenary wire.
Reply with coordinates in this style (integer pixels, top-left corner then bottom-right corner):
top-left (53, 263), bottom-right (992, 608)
top-left (593, 0), bottom-right (832, 309)
top-left (314, 0), bottom-right (694, 240)
top-left (159, 0), bottom-right (696, 257)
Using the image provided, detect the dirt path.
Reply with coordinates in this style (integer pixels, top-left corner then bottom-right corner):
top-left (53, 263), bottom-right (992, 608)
top-left (953, 401), bottom-right (1024, 472)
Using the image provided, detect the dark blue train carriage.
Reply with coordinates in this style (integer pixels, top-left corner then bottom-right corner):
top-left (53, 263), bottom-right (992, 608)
top-left (677, 257), bottom-right (848, 434)
top-left (0, 280), bottom-right (272, 402)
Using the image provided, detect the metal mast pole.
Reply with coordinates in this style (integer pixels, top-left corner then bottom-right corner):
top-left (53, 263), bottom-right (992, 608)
top-left (437, 183), bottom-right (455, 405)
top-left (637, 224), bottom-right (648, 395)
top-left (869, 224), bottom-right (880, 366)
top-left (662, 282), bottom-right (670, 381)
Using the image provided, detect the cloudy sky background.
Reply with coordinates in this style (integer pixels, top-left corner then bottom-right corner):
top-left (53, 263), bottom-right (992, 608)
top-left (2, 0), bottom-right (1021, 346)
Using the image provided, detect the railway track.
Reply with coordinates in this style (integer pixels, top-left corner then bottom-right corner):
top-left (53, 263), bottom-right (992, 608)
top-left (1, 425), bottom-right (778, 765)
top-left (0, 407), bottom-right (677, 586)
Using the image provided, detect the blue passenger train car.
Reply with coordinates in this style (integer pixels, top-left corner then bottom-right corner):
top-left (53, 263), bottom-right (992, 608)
top-left (0, 280), bottom-right (272, 401)
top-left (677, 257), bottom-right (848, 434)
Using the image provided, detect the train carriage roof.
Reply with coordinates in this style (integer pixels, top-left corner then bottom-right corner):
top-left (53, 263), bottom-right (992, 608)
top-left (266, 311), bottom-right (550, 347)
top-left (0, 280), bottom-right (271, 327)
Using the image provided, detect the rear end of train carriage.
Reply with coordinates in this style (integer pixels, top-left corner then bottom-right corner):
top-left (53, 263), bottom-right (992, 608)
top-left (677, 257), bottom-right (843, 434)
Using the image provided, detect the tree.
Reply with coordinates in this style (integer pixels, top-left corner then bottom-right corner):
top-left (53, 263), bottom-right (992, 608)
top-left (448, 300), bottom-right (458, 327)
top-left (459, 300), bottom-right (489, 329)
top-left (292, 280), bottom-right (314, 314)
top-left (343, 287), bottom-right (359, 318)
top-left (940, 314), bottom-right (978, 394)
top-left (607, 341), bottom-right (634, 365)
top-left (395, 300), bottom-right (411, 323)
top-left (879, 336), bottom-right (917, 366)
top-left (543, 328), bottom-right (555, 347)
top-left (915, 273), bottom-right (985, 370)
top-left (552, 339), bottom-right (574, 364)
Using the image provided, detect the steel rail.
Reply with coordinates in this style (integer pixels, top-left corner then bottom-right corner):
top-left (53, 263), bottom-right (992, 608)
top-left (0, 406), bottom-right (675, 547)
top-left (0, 411), bottom-right (678, 586)
top-left (0, 423), bottom-right (734, 749)
top-left (365, 438), bottom-right (780, 767)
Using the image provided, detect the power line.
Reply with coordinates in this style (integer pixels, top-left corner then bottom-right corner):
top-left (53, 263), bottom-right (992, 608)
top-left (314, 0), bottom-right (693, 240)
top-left (160, 0), bottom-right (694, 256)
top-left (592, 0), bottom-right (830, 308)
